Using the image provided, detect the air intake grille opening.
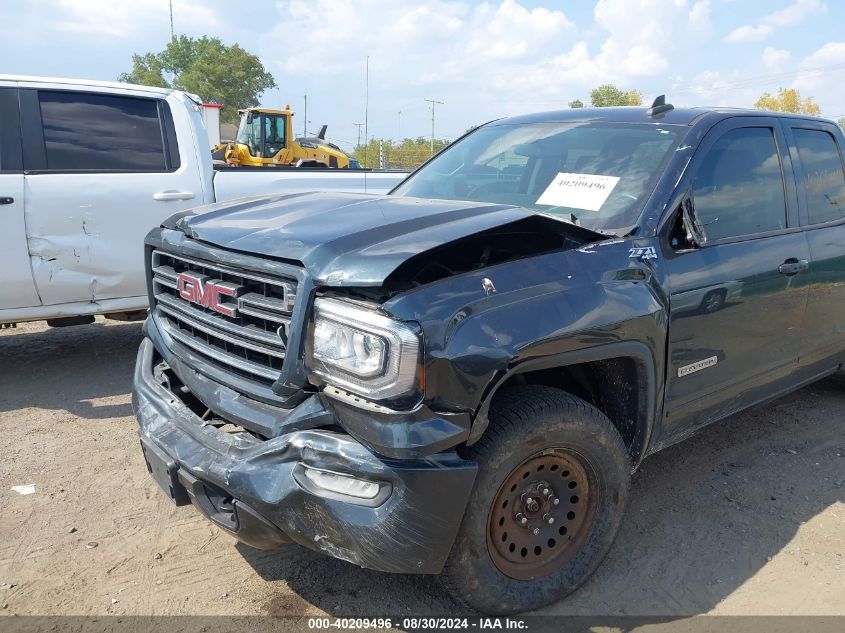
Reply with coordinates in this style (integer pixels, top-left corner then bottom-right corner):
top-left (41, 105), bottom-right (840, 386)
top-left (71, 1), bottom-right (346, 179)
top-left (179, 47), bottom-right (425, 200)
top-left (151, 250), bottom-right (297, 386)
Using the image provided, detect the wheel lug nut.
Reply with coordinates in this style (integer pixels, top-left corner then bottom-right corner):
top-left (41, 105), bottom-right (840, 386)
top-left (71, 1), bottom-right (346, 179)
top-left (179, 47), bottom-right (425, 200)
top-left (552, 497), bottom-right (560, 505)
top-left (542, 487), bottom-right (550, 496)
top-left (532, 527), bottom-right (540, 536)
top-left (516, 513), bottom-right (528, 525)
top-left (544, 513), bottom-right (555, 525)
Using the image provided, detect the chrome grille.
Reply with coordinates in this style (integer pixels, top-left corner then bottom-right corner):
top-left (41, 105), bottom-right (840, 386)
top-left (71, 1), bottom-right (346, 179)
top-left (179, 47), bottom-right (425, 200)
top-left (151, 250), bottom-right (297, 385)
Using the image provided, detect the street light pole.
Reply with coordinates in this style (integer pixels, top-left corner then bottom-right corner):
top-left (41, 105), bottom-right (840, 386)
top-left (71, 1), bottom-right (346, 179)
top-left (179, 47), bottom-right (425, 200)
top-left (423, 98), bottom-right (444, 156)
top-left (303, 95), bottom-right (307, 137)
top-left (397, 110), bottom-right (402, 141)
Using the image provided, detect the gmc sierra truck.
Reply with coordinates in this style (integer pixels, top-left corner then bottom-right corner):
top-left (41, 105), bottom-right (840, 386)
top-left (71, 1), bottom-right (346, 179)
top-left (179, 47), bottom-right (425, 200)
top-left (133, 99), bottom-right (845, 614)
top-left (0, 74), bottom-right (405, 327)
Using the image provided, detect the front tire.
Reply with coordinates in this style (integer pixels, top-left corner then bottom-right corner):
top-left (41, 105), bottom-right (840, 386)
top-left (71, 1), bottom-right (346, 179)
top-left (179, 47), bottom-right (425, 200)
top-left (700, 289), bottom-right (726, 313)
top-left (441, 385), bottom-right (630, 614)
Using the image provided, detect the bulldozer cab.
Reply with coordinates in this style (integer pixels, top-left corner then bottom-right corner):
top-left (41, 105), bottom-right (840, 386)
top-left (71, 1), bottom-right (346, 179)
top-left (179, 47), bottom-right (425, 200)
top-left (236, 109), bottom-right (289, 159)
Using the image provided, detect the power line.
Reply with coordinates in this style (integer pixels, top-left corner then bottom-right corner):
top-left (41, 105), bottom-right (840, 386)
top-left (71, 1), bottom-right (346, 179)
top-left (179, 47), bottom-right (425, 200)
top-left (669, 62), bottom-right (845, 99)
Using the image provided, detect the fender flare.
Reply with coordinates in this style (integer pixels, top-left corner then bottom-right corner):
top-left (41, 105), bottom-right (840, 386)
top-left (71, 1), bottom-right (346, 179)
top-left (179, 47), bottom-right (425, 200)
top-left (467, 341), bottom-right (658, 469)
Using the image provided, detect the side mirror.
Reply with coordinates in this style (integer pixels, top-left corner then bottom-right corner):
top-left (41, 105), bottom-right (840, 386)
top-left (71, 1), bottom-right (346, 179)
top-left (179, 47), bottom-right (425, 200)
top-left (246, 112), bottom-right (254, 125)
top-left (681, 195), bottom-right (707, 248)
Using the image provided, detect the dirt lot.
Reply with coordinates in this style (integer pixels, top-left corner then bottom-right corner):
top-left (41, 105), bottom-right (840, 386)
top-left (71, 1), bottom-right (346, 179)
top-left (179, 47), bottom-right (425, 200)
top-left (0, 318), bottom-right (843, 617)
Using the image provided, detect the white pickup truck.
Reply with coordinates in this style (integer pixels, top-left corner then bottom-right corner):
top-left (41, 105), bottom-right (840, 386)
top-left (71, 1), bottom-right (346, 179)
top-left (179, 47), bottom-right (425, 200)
top-left (0, 75), bottom-right (407, 326)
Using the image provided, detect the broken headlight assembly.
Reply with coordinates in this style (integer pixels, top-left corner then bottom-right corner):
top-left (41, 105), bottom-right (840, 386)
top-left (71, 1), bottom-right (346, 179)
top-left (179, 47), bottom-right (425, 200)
top-left (307, 297), bottom-right (422, 404)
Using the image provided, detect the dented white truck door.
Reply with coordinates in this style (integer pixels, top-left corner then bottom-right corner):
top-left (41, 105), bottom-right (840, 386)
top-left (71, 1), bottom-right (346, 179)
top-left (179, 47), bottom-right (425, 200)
top-left (0, 84), bottom-right (40, 310)
top-left (18, 84), bottom-right (204, 306)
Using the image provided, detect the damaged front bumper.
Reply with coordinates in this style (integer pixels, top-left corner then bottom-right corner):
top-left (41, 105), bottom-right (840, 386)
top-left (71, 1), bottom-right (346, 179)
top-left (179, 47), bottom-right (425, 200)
top-left (132, 335), bottom-right (477, 574)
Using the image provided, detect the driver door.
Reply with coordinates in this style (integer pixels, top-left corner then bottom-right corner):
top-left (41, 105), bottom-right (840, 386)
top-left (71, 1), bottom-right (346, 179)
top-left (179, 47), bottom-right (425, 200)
top-left (660, 118), bottom-right (810, 441)
top-left (264, 114), bottom-right (288, 163)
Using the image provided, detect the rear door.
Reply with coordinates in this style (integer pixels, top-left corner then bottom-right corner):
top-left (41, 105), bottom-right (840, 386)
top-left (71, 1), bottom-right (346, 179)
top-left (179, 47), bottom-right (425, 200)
top-left (20, 85), bottom-right (201, 306)
top-left (783, 121), bottom-right (845, 372)
top-left (661, 117), bottom-right (810, 439)
top-left (0, 82), bottom-right (40, 311)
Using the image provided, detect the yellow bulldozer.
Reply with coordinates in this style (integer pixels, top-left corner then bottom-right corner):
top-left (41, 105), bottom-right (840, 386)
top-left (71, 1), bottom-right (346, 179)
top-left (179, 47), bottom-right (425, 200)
top-left (212, 105), bottom-right (351, 168)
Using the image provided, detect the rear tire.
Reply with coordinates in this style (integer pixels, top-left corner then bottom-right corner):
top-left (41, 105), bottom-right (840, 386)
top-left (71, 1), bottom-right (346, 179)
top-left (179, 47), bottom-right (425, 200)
top-left (441, 385), bottom-right (630, 614)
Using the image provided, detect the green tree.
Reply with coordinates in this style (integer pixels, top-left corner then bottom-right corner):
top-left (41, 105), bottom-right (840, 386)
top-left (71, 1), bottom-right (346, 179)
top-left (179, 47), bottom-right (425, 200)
top-left (119, 36), bottom-right (276, 124)
top-left (352, 137), bottom-right (450, 170)
top-left (568, 99), bottom-right (584, 108)
top-left (589, 84), bottom-right (642, 107)
top-left (838, 117), bottom-right (845, 134)
top-left (755, 87), bottom-right (820, 116)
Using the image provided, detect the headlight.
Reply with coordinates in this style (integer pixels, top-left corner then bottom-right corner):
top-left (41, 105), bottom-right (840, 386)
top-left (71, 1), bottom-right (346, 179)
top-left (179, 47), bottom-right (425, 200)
top-left (308, 298), bottom-right (421, 402)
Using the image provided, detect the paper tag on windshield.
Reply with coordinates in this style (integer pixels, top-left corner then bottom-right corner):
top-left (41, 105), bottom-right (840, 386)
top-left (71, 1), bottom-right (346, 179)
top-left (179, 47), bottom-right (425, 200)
top-left (536, 173), bottom-right (620, 212)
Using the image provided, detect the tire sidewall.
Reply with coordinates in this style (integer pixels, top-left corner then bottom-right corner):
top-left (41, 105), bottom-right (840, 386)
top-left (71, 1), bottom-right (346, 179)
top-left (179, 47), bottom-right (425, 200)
top-left (446, 389), bottom-right (630, 614)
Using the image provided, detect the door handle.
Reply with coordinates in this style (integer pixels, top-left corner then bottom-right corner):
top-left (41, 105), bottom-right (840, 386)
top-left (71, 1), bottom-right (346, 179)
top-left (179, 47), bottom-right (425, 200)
top-left (0, 197), bottom-right (13, 205)
top-left (778, 258), bottom-right (809, 276)
top-left (153, 190), bottom-right (195, 201)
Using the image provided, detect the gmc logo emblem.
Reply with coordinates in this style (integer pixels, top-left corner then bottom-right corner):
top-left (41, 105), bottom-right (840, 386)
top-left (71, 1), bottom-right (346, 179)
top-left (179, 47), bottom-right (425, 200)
top-left (176, 273), bottom-right (239, 317)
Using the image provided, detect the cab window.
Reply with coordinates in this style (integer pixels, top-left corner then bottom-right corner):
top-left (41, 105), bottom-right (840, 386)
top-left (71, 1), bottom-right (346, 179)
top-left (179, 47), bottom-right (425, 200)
top-left (792, 128), bottom-right (845, 225)
top-left (692, 127), bottom-right (786, 241)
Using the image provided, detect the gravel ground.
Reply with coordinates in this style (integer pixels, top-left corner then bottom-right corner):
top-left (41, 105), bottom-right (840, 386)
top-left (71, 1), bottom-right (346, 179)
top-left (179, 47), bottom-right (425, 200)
top-left (0, 318), bottom-right (843, 617)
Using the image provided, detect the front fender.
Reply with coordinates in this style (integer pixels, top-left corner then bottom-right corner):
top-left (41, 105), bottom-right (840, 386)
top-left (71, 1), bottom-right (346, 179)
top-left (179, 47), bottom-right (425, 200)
top-left (383, 239), bottom-right (667, 457)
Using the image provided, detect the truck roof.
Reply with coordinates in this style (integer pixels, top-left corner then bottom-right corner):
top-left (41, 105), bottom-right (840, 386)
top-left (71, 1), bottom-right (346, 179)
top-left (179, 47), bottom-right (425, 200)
top-left (493, 106), bottom-right (835, 127)
top-left (0, 73), bottom-right (174, 97)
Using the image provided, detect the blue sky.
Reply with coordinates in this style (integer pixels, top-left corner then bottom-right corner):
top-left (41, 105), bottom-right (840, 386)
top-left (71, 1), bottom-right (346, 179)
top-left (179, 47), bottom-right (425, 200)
top-left (2, 0), bottom-right (843, 151)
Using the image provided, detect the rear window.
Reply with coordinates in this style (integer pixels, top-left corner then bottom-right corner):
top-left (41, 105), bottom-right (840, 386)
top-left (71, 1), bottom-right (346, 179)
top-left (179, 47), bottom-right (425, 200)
top-left (793, 128), bottom-right (845, 225)
top-left (38, 91), bottom-right (170, 171)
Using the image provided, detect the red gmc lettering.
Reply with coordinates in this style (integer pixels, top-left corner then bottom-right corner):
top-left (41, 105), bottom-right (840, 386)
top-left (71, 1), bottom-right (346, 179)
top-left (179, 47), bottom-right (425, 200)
top-left (176, 273), bottom-right (237, 317)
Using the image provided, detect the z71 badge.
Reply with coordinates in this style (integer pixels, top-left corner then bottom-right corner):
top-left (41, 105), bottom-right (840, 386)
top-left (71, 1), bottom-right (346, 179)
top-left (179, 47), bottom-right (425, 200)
top-left (629, 246), bottom-right (657, 260)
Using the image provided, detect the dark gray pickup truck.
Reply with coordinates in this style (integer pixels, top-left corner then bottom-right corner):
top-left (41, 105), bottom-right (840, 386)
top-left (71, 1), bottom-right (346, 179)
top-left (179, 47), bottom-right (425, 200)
top-left (133, 98), bottom-right (845, 614)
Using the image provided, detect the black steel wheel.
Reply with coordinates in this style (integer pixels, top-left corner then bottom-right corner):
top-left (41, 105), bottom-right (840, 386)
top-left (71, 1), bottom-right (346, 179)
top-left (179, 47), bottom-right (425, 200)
top-left (486, 449), bottom-right (599, 580)
top-left (441, 385), bottom-right (630, 614)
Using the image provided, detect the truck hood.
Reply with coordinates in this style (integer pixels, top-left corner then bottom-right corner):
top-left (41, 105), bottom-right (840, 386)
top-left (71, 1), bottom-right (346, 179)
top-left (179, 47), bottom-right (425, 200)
top-left (173, 192), bottom-right (570, 286)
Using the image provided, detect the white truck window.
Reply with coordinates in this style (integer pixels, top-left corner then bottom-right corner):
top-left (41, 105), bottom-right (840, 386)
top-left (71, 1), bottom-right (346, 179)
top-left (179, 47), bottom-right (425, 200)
top-left (38, 91), bottom-right (169, 171)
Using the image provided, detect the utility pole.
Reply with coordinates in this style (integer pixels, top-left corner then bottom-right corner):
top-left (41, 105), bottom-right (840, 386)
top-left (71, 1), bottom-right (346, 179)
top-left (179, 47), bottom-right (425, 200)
top-left (397, 110), bottom-right (402, 140)
top-left (353, 123), bottom-right (364, 148)
top-left (303, 95), bottom-right (307, 136)
top-left (364, 56), bottom-right (369, 167)
top-left (424, 98), bottom-right (444, 156)
top-left (169, 0), bottom-right (175, 40)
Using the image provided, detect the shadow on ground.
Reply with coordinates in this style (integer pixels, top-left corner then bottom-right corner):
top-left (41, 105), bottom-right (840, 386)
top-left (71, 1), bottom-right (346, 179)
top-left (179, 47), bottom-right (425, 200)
top-left (239, 374), bottom-right (845, 617)
top-left (0, 321), bottom-right (143, 419)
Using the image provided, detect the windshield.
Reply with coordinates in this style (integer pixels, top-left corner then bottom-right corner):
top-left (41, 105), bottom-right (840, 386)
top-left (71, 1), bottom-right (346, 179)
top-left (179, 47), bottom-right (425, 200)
top-left (235, 112), bottom-right (262, 156)
top-left (391, 121), bottom-right (683, 234)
